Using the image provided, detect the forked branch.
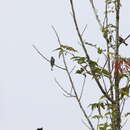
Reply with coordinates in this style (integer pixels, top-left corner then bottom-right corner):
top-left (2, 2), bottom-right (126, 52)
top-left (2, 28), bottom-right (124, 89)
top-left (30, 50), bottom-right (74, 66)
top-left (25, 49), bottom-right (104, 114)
top-left (70, 0), bottom-right (114, 104)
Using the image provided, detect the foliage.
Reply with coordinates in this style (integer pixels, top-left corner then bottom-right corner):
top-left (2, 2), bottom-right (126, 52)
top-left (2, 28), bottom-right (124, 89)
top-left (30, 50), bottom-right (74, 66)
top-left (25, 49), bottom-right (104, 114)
top-left (34, 0), bottom-right (130, 130)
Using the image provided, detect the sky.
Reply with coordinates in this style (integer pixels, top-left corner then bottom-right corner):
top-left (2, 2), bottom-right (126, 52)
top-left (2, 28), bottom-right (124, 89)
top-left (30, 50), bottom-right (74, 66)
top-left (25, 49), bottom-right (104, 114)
top-left (0, 0), bottom-right (130, 130)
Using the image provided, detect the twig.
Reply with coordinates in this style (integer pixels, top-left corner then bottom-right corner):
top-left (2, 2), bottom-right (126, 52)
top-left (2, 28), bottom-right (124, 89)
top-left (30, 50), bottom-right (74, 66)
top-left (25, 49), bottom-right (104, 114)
top-left (70, 65), bottom-right (76, 74)
top-left (125, 34), bottom-right (130, 41)
top-left (101, 76), bottom-right (108, 93)
top-left (81, 119), bottom-right (91, 130)
top-left (79, 76), bottom-right (86, 101)
top-left (97, 119), bottom-right (100, 130)
top-left (120, 98), bottom-right (126, 114)
top-left (32, 44), bottom-right (66, 70)
top-left (51, 25), bottom-right (61, 46)
top-left (81, 24), bottom-right (88, 36)
top-left (54, 78), bottom-right (75, 97)
top-left (89, 0), bottom-right (103, 30)
top-left (121, 119), bottom-right (128, 129)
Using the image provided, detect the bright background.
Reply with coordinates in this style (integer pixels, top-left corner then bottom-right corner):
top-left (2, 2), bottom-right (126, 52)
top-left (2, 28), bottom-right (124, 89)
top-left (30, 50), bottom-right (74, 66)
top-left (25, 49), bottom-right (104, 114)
top-left (0, 0), bottom-right (130, 130)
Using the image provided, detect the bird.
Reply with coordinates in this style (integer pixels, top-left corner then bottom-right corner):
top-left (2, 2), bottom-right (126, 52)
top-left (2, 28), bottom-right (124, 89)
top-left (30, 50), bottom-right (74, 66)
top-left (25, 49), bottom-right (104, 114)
top-left (118, 36), bottom-right (128, 46)
top-left (50, 56), bottom-right (55, 71)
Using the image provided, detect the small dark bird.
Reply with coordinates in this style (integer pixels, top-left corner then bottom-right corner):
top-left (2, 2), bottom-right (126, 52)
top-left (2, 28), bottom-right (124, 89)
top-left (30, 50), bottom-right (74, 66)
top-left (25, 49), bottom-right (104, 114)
top-left (50, 56), bottom-right (55, 71)
top-left (37, 128), bottom-right (43, 130)
top-left (118, 36), bottom-right (128, 46)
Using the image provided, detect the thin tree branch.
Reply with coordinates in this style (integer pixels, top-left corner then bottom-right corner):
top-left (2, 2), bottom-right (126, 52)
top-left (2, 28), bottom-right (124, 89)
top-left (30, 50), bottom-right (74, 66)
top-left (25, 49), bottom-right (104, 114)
top-left (81, 119), bottom-right (92, 130)
top-left (125, 34), bottom-right (130, 41)
top-left (32, 44), bottom-right (66, 70)
top-left (104, 0), bottom-right (114, 103)
top-left (70, 65), bottom-right (76, 74)
top-left (81, 24), bottom-right (88, 36)
top-left (70, 0), bottom-right (114, 104)
top-left (63, 48), bottom-right (95, 130)
top-left (89, 0), bottom-right (103, 30)
top-left (51, 25), bottom-right (61, 46)
top-left (121, 119), bottom-right (128, 129)
top-left (101, 76), bottom-right (108, 93)
top-left (96, 119), bottom-right (100, 130)
top-left (54, 78), bottom-right (75, 97)
top-left (79, 76), bottom-right (86, 101)
top-left (52, 24), bottom-right (95, 130)
top-left (120, 98), bottom-right (126, 115)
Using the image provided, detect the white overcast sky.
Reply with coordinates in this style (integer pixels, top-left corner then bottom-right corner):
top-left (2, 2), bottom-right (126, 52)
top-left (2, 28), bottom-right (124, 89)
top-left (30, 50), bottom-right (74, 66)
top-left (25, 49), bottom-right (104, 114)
top-left (0, 0), bottom-right (130, 130)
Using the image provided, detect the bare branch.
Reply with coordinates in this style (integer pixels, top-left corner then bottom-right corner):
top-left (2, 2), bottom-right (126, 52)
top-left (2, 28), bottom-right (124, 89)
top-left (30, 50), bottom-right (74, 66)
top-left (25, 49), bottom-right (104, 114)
top-left (81, 24), bottom-right (88, 36)
top-left (54, 78), bottom-right (75, 97)
top-left (32, 44), bottom-right (50, 62)
top-left (81, 119), bottom-right (92, 130)
top-left (32, 44), bottom-right (66, 70)
top-left (121, 119), bottom-right (128, 129)
top-left (62, 43), bottom-right (95, 130)
top-left (89, 0), bottom-right (103, 30)
top-left (51, 25), bottom-right (62, 46)
top-left (120, 98), bottom-right (126, 115)
top-left (70, 65), bottom-right (76, 74)
top-left (79, 76), bottom-right (86, 101)
top-left (101, 76), bottom-right (108, 93)
top-left (125, 34), bottom-right (130, 41)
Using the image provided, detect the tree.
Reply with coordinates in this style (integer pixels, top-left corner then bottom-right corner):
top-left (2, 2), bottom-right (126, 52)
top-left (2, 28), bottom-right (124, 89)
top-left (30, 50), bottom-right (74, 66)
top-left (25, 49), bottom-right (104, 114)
top-left (33, 0), bottom-right (130, 130)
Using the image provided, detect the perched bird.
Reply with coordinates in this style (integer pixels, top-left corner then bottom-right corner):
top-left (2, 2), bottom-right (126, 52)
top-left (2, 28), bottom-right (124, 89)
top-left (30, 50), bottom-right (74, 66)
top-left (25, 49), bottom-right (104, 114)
top-left (118, 36), bottom-right (128, 46)
top-left (50, 56), bottom-right (55, 71)
top-left (37, 128), bottom-right (43, 130)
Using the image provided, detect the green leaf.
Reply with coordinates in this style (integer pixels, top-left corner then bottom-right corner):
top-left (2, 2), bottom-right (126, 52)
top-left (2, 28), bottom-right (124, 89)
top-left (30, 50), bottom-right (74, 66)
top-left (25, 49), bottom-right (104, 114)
top-left (53, 47), bottom-right (64, 58)
top-left (102, 69), bottom-right (111, 78)
top-left (125, 112), bottom-right (130, 117)
top-left (89, 103), bottom-right (97, 111)
top-left (102, 28), bottom-right (109, 39)
top-left (105, 112), bottom-right (112, 117)
top-left (99, 95), bottom-right (106, 99)
top-left (89, 102), bottom-right (105, 112)
top-left (84, 42), bottom-right (97, 47)
top-left (120, 86), bottom-right (129, 98)
top-left (53, 47), bottom-right (62, 51)
top-left (107, 51), bottom-right (114, 55)
top-left (98, 123), bottom-right (110, 130)
top-left (99, 127), bottom-right (105, 130)
top-left (75, 68), bottom-right (84, 74)
top-left (100, 102), bottom-right (105, 109)
top-left (61, 44), bottom-right (78, 52)
top-left (90, 60), bottom-right (98, 67)
top-left (58, 49), bottom-right (63, 58)
top-left (97, 48), bottom-right (103, 54)
top-left (92, 115), bottom-right (103, 119)
top-left (71, 56), bottom-right (86, 64)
